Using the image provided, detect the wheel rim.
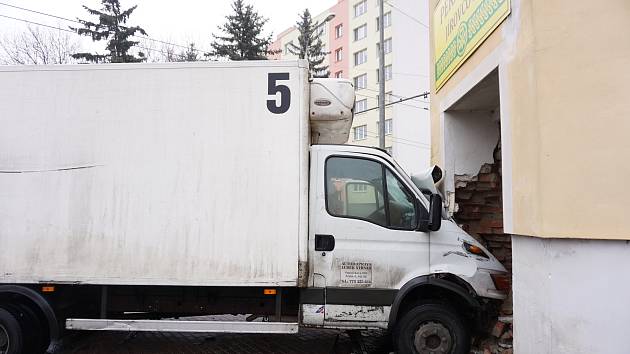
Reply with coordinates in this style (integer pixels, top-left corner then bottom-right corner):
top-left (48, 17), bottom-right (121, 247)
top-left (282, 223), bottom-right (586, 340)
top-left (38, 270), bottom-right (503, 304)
top-left (0, 324), bottom-right (8, 354)
top-left (413, 321), bottom-right (453, 354)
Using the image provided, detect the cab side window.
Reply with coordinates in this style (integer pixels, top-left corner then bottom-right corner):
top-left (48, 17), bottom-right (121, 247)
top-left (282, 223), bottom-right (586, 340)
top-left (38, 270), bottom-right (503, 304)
top-left (325, 156), bottom-right (418, 230)
top-left (385, 169), bottom-right (417, 229)
top-left (326, 157), bottom-right (387, 226)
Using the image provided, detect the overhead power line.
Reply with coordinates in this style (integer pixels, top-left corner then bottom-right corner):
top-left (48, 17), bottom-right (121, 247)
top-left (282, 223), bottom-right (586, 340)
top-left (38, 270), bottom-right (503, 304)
top-left (367, 131), bottom-right (430, 147)
top-left (0, 13), bottom-right (189, 60)
top-left (356, 92), bottom-right (430, 115)
top-left (356, 92), bottom-right (426, 111)
top-left (384, 0), bottom-right (429, 29)
top-left (0, 1), bottom-right (212, 56)
top-left (361, 88), bottom-right (430, 104)
top-left (0, 13), bottom-right (74, 33)
top-left (362, 131), bottom-right (430, 149)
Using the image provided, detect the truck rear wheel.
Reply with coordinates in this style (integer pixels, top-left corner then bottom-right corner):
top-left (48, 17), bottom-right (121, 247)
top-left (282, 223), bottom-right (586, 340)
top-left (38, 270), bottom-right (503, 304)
top-left (394, 303), bottom-right (469, 354)
top-left (0, 307), bottom-right (23, 354)
top-left (0, 303), bottom-right (48, 354)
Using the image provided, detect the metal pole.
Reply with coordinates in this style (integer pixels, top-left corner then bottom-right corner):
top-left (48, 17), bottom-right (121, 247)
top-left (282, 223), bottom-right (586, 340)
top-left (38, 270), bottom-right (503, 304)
top-left (378, 0), bottom-right (386, 149)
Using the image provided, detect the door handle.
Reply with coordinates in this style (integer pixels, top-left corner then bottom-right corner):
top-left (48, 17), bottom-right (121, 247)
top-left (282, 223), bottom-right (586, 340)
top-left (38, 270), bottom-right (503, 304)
top-left (315, 234), bottom-right (335, 252)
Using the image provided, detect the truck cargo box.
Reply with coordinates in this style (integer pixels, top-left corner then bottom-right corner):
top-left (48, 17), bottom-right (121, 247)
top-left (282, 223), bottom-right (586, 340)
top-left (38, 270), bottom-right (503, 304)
top-left (0, 61), bottom-right (310, 287)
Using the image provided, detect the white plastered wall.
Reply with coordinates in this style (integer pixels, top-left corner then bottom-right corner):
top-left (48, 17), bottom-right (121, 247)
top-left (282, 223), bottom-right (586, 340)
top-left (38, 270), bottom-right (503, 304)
top-left (512, 236), bottom-right (630, 354)
top-left (443, 110), bottom-right (500, 195)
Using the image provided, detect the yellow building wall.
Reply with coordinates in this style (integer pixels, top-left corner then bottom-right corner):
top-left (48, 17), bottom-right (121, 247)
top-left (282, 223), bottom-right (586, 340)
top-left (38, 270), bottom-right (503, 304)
top-left (430, 0), bottom-right (630, 240)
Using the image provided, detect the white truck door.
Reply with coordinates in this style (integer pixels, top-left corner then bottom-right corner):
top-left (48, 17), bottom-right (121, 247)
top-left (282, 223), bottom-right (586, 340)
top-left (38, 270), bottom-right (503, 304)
top-left (308, 148), bottom-right (430, 329)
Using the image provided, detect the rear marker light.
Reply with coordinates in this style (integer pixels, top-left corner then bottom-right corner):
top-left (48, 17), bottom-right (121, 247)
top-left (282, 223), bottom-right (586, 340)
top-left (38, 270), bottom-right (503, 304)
top-left (42, 286), bottom-right (55, 293)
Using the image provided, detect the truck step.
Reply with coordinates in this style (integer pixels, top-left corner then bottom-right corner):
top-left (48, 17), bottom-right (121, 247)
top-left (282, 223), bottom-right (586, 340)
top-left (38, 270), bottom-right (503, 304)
top-left (66, 318), bottom-right (299, 334)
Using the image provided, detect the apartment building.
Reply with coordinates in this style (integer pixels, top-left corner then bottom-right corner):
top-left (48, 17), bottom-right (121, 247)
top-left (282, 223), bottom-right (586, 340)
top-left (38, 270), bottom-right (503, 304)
top-left (270, 0), bottom-right (431, 175)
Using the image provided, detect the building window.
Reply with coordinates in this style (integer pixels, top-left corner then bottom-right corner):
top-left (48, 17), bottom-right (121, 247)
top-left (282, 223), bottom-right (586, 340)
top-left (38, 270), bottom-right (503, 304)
top-left (376, 12), bottom-right (392, 31)
top-left (335, 48), bottom-right (343, 62)
top-left (376, 91), bottom-right (395, 104)
top-left (377, 38), bottom-right (393, 54)
top-left (385, 119), bottom-right (393, 134)
top-left (335, 24), bottom-right (343, 38)
top-left (353, 183), bottom-right (368, 192)
top-left (377, 65), bottom-right (393, 82)
top-left (376, 38), bottom-right (392, 58)
top-left (385, 65), bottom-right (393, 81)
top-left (353, 125), bottom-right (368, 140)
top-left (354, 24), bottom-right (368, 41)
top-left (355, 98), bottom-right (368, 113)
top-left (335, 70), bottom-right (343, 78)
top-left (284, 42), bottom-right (293, 55)
top-left (316, 22), bottom-right (327, 36)
top-left (354, 49), bottom-right (368, 66)
top-left (354, 73), bottom-right (367, 90)
top-left (354, 0), bottom-right (368, 17)
top-left (376, 119), bottom-right (393, 135)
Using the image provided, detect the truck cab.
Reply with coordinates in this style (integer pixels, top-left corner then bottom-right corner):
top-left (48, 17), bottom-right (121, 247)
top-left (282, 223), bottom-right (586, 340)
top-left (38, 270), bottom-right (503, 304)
top-left (304, 144), bottom-right (508, 353)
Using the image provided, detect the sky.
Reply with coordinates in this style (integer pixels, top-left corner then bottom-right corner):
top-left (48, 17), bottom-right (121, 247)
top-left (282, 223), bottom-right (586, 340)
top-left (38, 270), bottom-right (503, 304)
top-left (0, 0), bottom-right (337, 56)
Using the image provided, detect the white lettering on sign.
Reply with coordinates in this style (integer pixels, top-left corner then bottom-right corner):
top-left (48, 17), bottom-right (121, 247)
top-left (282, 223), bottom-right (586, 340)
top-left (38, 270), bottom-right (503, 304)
top-left (340, 261), bottom-right (372, 286)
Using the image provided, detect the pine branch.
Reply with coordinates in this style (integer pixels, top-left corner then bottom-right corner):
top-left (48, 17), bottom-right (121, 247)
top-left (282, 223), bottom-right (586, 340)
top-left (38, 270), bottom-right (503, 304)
top-left (72, 0), bottom-right (146, 63)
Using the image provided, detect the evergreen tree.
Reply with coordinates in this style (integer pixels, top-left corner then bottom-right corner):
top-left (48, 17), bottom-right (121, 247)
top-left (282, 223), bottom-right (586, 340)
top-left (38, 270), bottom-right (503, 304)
top-left (71, 0), bottom-right (147, 63)
top-left (211, 0), bottom-right (275, 60)
top-left (289, 9), bottom-right (330, 78)
top-left (182, 43), bottom-right (199, 62)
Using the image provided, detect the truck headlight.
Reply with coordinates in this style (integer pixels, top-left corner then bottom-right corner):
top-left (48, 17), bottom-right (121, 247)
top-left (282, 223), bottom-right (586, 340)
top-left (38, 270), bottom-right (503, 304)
top-left (463, 241), bottom-right (489, 258)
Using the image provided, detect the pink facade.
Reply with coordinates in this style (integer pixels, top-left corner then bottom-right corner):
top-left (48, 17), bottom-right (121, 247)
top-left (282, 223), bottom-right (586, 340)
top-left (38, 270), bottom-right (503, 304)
top-left (328, 0), bottom-right (349, 78)
top-left (269, 0), bottom-right (349, 79)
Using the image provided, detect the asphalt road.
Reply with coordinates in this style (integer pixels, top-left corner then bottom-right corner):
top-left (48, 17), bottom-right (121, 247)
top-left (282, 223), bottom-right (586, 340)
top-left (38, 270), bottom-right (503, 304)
top-left (58, 329), bottom-right (392, 354)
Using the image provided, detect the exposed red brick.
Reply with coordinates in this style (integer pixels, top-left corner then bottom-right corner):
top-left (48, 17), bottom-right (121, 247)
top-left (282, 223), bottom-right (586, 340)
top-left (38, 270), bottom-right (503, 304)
top-left (454, 142), bottom-right (512, 314)
top-left (479, 173), bottom-right (499, 182)
top-left (491, 321), bottom-right (506, 337)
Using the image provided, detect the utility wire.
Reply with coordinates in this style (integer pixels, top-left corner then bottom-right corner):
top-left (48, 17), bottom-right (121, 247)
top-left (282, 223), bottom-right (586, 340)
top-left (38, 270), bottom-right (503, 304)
top-left (360, 132), bottom-right (430, 149)
top-left (384, 0), bottom-right (428, 29)
top-left (0, 13), bottom-right (188, 60)
top-left (356, 92), bottom-right (430, 114)
top-left (361, 88), bottom-right (430, 104)
top-left (0, 13), bottom-right (75, 33)
top-left (367, 131), bottom-right (430, 147)
top-left (356, 92), bottom-right (426, 110)
top-left (0, 1), bottom-right (212, 56)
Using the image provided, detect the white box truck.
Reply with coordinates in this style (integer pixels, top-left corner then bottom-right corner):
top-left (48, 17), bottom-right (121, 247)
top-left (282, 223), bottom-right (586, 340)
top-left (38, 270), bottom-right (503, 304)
top-left (0, 60), bottom-right (508, 354)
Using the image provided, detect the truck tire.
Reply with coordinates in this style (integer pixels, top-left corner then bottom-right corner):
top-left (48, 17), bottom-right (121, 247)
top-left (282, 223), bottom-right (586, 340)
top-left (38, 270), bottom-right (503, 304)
top-left (15, 304), bottom-right (48, 354)
top-left (0, 307), bottom-right (23, 354)
top-left (1, 303), bottom-right (48, 354)
top-left (394, 303), bottom-right (469, 354)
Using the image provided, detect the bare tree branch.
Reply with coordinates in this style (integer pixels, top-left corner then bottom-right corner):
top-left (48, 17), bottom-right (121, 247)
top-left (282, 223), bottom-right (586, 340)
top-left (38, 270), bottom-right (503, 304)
top-left (0, 25), bottom-right (81, 65)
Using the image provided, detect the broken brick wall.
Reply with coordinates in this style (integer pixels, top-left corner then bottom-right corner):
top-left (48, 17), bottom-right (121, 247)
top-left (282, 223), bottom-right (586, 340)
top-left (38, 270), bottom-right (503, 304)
top-left (453, 142), bottom-right (512, 314)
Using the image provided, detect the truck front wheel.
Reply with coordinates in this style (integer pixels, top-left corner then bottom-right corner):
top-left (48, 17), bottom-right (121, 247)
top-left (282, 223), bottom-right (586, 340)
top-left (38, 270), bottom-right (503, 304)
top-left (0, 307), bottom-right (23, 354)
top-left (394, 303), bottom-right (470, 354)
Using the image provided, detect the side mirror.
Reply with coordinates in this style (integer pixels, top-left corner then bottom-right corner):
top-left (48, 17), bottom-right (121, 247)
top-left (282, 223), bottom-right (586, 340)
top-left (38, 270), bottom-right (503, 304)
top-left (428, 194), bottom-right (443, 231)
top-left (416, 193), bottom-right (443, 232)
